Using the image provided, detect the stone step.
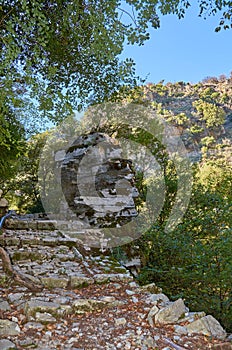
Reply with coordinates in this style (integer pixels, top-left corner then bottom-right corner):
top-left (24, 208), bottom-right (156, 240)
top-left (0, 230), bottom-right (133, 290)
top-left (5, 218), bottom-right (86, 231)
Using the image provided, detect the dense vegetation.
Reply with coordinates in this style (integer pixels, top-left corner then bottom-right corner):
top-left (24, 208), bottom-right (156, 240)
top-left (136, 152), bottom-right (231, 332)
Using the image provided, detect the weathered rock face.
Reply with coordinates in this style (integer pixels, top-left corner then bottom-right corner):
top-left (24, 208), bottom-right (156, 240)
top-left (0, 339), bottom-right (17, 350)
top-left (0, 320), bottom-right (20, 336)
top-left (154, 298), bottom-right (188, 325)
top-left (186, 315), bottom-right (227, 340)
top-left (61, 132), bottom-right (138, 228)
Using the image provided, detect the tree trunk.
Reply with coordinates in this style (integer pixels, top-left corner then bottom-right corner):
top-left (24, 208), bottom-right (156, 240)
top-left (0, 246), bottom-right (44, 292)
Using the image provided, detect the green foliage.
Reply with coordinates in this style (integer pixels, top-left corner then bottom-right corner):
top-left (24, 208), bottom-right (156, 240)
top-left (149, 81), bottom-right (168, 96)
top-left (1, 0), bottom-right (159, 120)
top-left (137, 189), bottom-right (231, 331)
top-left (201, 136), bottom-right (215, 147)
top-left (0, 102), bottom-right (25, 182)
top-left (189, 125), bottom-right (204, 134)
top-left (193, 100), bottom-right (226, 127)
top-left (135, 155), bottom-right (232, 332)
top-left (3, 113), bottom-right (83, 212)
top-left (197, 144), bottom-right (232, 197)
top-left (199, 87), bottom-right (220, 103)
top-left (1, 1), bottom-right (232, 125)
top-left (4, 131), bottom-right (49, 212)
top-left (165, 112), bottom-right (189, 126)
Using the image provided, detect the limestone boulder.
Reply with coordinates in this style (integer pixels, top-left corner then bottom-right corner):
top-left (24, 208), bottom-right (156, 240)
top-left (0, 198), bottom-right (8, 207)
top-left (0, 300), bottom-right (11, 311)
top-left (0, 339), bottom-right (17, 350)
top-left (186, 315), bottom-right (227, 340)
top-left (147, 305), bottom-right (159, 326)
top-left (146, 293), bottom-right (170, 305)
top-left (154, 298), bottom-right (188, 325)
top-left (0, 196), bottom-right (8, 216)
top-left (0, 320), bottom-right (20, 336)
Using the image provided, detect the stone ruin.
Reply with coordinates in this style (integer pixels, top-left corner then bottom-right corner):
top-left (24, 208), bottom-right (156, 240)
top-left (0, 132), bottom-right (140, 249)
top-left (60, 132), bottom-right (139, 228)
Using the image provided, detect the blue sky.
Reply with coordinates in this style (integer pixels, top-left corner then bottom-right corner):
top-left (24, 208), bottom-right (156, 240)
top-left (121, 4), bottom-right (232, 84)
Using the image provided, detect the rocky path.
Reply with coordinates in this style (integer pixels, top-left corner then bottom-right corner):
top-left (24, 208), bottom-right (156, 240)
top-left (0, 229), bottom-right (231, 350)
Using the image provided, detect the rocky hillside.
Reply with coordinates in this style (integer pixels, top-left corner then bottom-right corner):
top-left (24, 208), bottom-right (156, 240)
top-left (136, 75), bottom-right (232, 162)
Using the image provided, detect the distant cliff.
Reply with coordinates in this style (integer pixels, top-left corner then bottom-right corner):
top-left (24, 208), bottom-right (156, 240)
top-left (135, 75), bottom-right (232, 162)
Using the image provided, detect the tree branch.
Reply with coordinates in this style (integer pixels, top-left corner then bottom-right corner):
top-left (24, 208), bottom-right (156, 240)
top-left (117, 7), bottom-right (138, 27)
top-left (163, 337), bottom-right (187, 350)
top-left (0, 8), bottom-right (14, 27)
top-left (0, 246), bottom-right (44, 292)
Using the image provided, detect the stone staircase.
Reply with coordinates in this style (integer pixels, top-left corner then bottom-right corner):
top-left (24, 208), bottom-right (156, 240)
top-left (0, 228), bottom-right (132, 290)
top-left (0, 227), bottom-right (231, 350)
